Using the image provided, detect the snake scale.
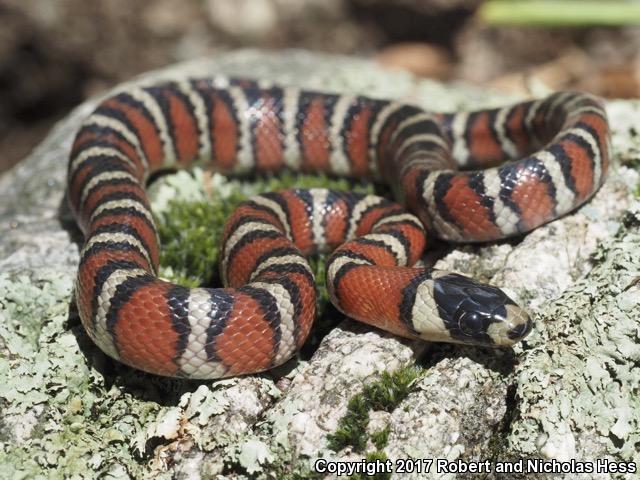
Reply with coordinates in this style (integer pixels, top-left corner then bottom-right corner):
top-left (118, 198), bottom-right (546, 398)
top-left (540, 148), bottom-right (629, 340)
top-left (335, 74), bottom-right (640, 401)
top-left (67, 77), bottom-right (610, 379)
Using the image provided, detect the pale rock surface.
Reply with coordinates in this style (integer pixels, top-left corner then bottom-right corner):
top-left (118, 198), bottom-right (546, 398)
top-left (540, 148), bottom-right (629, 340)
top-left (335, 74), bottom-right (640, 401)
top-left (0, 50), bottom-right (638, 479)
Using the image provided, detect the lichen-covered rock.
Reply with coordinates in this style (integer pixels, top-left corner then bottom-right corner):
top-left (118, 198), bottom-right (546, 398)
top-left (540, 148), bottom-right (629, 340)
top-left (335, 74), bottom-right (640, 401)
top-left (0, 50), bottom-right (638, 479)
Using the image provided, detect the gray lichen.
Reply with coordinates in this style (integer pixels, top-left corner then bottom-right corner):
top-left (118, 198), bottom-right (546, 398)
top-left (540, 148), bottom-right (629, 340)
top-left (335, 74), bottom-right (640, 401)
top-left (0, 50), bottom-right (638, 479)
top-left (508, 209), bottom-right (640, 461)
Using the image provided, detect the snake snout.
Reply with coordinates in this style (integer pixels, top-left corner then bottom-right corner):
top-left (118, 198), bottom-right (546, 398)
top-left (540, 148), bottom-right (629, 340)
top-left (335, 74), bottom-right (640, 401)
top-left (507, 317), bottom-right (532, 340)
top-left (434, 273), bottom-right (532, 347)
top-left (481, 297), bottom-right (533, 346)
top-left (498, 305), bottom-right (533, 345)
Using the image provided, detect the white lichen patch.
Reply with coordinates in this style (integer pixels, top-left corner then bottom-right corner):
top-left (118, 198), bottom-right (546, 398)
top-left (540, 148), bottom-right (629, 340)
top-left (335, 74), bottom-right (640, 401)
top-left (237, 437), bottom-right (276, 474)
top-left (263, 324), bottom-right (420, 460)
top-left (507, 207), bottom-right (640, 468)
top-left (382, 354), bottom-right (511, 479)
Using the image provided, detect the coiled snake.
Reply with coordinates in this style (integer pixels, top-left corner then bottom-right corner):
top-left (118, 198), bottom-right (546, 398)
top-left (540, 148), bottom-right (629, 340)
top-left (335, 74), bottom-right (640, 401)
top-left (67, 77), bottom-right (610, 378)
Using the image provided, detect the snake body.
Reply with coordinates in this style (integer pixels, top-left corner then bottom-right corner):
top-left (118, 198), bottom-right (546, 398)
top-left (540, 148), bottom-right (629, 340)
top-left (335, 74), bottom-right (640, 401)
top-left (67, 78), bottom-right (610, 378)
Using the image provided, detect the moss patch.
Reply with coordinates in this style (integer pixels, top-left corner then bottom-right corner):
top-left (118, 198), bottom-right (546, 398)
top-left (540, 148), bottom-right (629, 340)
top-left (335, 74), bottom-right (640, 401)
top-left (326, 366), bottom-right (422, 453)
top-left (370, 426), bottom-right (390, 451)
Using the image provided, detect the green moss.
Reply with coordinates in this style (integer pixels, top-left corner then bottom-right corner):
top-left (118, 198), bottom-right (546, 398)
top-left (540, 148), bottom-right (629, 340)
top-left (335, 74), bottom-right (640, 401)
top-left (326, 366), bottom-right (423, 453)
top-left (257, 171), bottom-right (374, 193)
top-left (370, 426), bottom-right (390, 451)
top-left (362, 368), bottom-right (421, 412)
top-left (327, 394), bottom-right (370, 452)
top-left (155, 199), bottom-right (226, 287)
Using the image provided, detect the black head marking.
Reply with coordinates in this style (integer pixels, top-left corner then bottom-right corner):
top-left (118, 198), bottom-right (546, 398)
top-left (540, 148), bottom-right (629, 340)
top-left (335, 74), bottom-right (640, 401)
top-left (433, 273), bottom-right (530, 346)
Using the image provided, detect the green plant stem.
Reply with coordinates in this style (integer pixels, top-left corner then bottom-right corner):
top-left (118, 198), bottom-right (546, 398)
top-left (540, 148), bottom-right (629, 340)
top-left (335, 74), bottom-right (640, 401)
top-left (480, 1), bottom-right (640, 27)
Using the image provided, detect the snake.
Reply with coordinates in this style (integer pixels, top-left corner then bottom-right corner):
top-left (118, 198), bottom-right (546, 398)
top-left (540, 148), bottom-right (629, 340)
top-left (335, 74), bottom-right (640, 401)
top-left (66, 77), bottom-right (610, 379)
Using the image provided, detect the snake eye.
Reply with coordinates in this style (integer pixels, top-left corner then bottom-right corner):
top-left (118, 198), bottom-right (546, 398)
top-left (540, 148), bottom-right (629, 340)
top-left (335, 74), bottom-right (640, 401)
top-left (456, 310), bottom-right (486, 336)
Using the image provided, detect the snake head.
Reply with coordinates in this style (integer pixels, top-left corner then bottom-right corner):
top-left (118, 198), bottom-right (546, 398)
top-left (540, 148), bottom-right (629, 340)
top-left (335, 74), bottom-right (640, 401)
top-left (432, 273), bottom-right (532, 347)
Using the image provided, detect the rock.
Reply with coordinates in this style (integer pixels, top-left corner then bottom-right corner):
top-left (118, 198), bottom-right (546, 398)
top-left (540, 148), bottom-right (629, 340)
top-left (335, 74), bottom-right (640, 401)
top-left (0, 49), bottom-right (638, 479)
top-left (376, 42), bottom-right (453, 79)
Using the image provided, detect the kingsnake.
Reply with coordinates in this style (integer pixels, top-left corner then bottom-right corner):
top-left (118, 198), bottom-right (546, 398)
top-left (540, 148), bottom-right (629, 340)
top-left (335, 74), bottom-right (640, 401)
top-left (67, 77), bottom-right (610, 379)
